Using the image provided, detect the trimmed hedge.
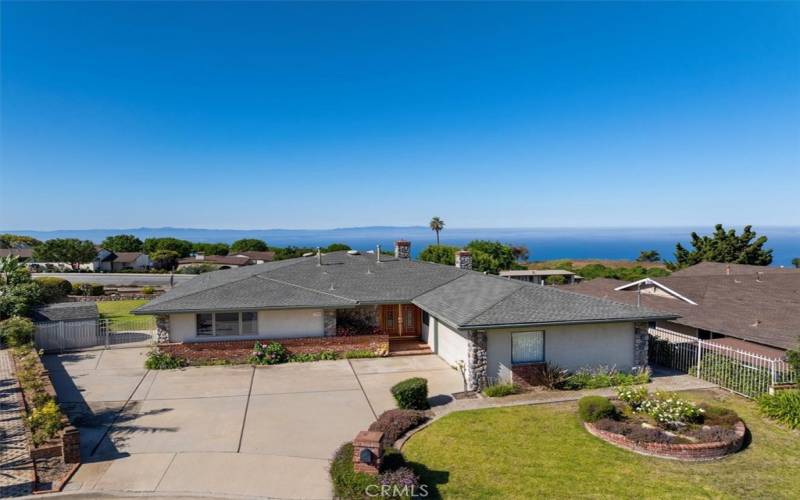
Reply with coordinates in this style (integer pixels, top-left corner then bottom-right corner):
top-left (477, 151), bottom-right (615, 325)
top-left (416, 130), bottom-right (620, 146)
top-left (71, 282), bottom-right (104, 296)
top-left (578, 396), bottom-right (617, 422)
top-left (391, 377), bottom-right (429, 410)
top-left (34, 277), bottom-right (72, 303)
top-left (369, 409), bottom-right (428, 446)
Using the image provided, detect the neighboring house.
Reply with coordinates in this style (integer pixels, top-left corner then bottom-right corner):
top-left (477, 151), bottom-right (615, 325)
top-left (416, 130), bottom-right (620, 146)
top-left (499, 269), bottom-right (582, 285)
top-left (177, 253), bottom-right (251, 270)
top-left (110, 252), bottom-right (151, 271)
top-left (81, 248), bottom-right (116, 272)
top-left (563, 263), bottom-right (800, 358)
top-left (0, 248), bottom-right (34, 261)
top-left (231, 251), bottom-right (276, 264)
top-left (30, 302), bottom-right (99, 323)
top-left (135, 241), bottom-right (672, 390)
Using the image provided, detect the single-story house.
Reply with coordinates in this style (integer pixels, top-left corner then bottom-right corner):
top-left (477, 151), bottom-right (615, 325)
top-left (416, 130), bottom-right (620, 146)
top-left (177, 253), bottom-right (252, 270)
top-left (0, 248), bottom-right (34, 261)
top-left (499, 269), bottom-right (582, 285)
top-left (563, 263), bottom-right (800, 359)
top-left (231, 251), bottom-right (276, 264)
top-left (110, 252), bottom-right (151, 271)
top-left (135, 241), bottom-right (673, 390)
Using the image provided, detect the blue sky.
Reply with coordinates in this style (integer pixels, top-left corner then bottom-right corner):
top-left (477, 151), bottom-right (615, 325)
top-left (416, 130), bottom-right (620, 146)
top-left (1, 2), bottom-right (798, 230)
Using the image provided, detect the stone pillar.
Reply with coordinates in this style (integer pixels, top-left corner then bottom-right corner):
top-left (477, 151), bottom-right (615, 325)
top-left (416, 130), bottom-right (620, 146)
top-left (324, 310), bottom-right (337, 337)
top-left (155, 315), bottom-right (171, 344)
top-left (633, 323), bottom-right (649, 370)
top-left (397, 304), bottom-right (404, 336)
top-left (353, 430), bottom-right (383, 475)
top-left (394, 240), bottom-right (411, 260)
top-left (455, 250), bottom-right (472, 271)
top-left (62, 426), bottom-right (81, 464)
top-left (467, 330), bottom-right (488, 391)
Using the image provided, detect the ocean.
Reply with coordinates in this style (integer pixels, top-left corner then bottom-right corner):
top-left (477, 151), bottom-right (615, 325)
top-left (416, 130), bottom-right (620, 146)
top-left (6, 226), bottom-right (799, 267)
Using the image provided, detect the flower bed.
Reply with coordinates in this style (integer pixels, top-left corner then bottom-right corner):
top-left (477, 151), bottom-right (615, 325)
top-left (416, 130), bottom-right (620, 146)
top-left (580, 390), bottom-right (746, 461)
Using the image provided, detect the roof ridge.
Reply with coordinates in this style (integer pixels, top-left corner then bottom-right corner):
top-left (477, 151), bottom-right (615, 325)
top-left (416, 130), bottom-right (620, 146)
top-left (459, 274), bottom-right (525, 326)
top-left (255, 275), bottom-right (358, 304)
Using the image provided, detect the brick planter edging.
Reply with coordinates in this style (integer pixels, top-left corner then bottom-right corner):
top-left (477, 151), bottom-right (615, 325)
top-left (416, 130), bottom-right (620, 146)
top-left (159, 334), bottom-right (390, 364)
top-left (584, 420), bottom-right (746, 461)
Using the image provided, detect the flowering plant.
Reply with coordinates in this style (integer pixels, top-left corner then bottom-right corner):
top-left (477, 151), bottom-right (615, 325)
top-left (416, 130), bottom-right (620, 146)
top-left (616, 386), bottom-right (649, 410)
top-left (617, 388), bottom-right (704, 427)
top-left (249, 341), bottom-right (288, 365)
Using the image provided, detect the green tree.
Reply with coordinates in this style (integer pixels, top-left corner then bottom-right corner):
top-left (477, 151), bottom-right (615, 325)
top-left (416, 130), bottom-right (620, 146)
top-left (511, 245), bottom-right (529, 263)
top-left (669, 224), bottom-right (773, 269)
top-left (545, 274), bottom-right (567, 285)
top-left (142, 238), bottom-right (193, 258)
top-left (0, 234), bottom-right (42, 248)
top-left (273, 246), bottom-right (314, 260)
top-left (192, 242), bottom-right (230, 256)
top-left (792, 258), bottom-right (800, 269)
top-left (101, 234), bottom-right (143, 252)
top-left (1, 256), bottom-right (31, 286)
top-left (419, 245), bottom-right (459, 265)
top-left (429, 217), bottom-right (445, 245)
top-left (230, 238), bottom-right (269, 253)
top-left (33, 239), bottom-right (97, 267)
top-left (149, 250), bottom-right (180, 270)
top-left (323, 243), bottom-right (351, 253)
top-left (636, 250), bottom-right (661, 262)
top-left (467, 240), bottom-right (515, 274)
top-left (0, 282), bottom-right (43, 319)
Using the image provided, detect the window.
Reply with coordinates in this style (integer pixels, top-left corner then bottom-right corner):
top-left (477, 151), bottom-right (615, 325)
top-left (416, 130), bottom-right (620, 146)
top-left (512, 331), bottom-right (544, 364)
top-left (195, 312), bottom-right (259, 337)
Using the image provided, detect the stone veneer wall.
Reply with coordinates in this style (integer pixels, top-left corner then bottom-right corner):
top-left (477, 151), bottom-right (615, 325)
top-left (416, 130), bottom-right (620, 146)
top-left (633, 323), bottom-right (649, 369)
top-left (158, 334), bottom-right (390, 364)
top-left (466, 330), bottom-right (488, 391)
top-left (156, 315), bottom-right (171, 344)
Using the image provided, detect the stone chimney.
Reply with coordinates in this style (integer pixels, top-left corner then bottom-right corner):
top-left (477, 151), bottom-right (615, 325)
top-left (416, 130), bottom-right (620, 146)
top-left (455, 250), bottom-right (472, 270)
top-left (394, 240), bottom-right (411, 260)
top-left (195, 252), bottom-right (205, 261)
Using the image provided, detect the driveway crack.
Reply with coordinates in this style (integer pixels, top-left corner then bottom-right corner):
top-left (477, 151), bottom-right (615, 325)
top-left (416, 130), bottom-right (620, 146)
top-left (236, 366), bottom-right (256, 453)
top-left (347, 359), bottom-right (377, 420)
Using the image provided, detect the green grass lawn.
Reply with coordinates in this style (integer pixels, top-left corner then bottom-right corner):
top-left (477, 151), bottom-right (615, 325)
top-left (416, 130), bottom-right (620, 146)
top-left (403, 389), bottom-right (799, 499)
top-left (96, 299), bottom-right (149, 321)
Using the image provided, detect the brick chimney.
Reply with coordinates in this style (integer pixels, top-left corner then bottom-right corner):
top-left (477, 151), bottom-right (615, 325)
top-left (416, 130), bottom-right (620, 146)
top-left (394, 240), bottom-right (411, 259)
top-left (455, 250), bottom-right (472, 270)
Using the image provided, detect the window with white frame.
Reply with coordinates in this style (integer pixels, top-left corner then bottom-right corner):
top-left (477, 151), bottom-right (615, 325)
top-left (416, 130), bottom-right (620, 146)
top-left (195, 312), bottom-right (258, 337)
top-left (511, 331), bottom-right (544, 364)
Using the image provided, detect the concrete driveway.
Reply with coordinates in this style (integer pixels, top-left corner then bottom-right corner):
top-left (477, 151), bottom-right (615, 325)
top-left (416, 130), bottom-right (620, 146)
top-left (45, 347), bottom-right (464, 499)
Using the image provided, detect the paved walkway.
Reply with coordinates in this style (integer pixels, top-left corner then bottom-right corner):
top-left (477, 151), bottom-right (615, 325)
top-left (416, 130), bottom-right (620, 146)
top-left (0, 348), bottom-right (34, 498)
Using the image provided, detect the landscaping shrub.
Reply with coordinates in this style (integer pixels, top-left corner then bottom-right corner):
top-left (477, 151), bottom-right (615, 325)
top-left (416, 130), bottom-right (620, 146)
top-left (289, 351), bottom-right (338, 363)
top-left (141, 286), bottom-right (155, 295)
top-left (637, 392), bottom-right (704, 426)
top-left (0, 316), bottom-right (35, 347)
top-left (144, 349), bottom-right (186, 369)
top-left (562, 365), bottom-right (650, 390)
top-left (578, 396), bottom-right (617, 422)
top-left (593, 418), bottom-right (632, 435)
top-left (626, 425), bottom-right (675, 444)
top-left (391, 377), bottom-right (429, 410)
top-left (686, 426), bottom-right (738, 443)
top-left (699, 404), bottom-right (740, 428)
top-left (34, 277), bottom-right (72, 303)
top-left (539, 363), bottom-right (569, 389)
top-left (72, 282), bottom-right (104, 296)
top-left (483, 383), bottom-right (520, 398)
top-left (250, 341), bottom-right (289, 365)
top-left (378, 466), bottom-right (421, 499)
top-left (757, 389), bottom-right (800, 430)
top-left (369, 409), bottom-right (428, 446)
top-left (343, 349), bottom-right (380, 359)
top-left (330, 442), bottom-right (379, 499)
top-left (28, 399), bottom-right (63, 446)
top-left (616, 386), bottom-right (649, 410)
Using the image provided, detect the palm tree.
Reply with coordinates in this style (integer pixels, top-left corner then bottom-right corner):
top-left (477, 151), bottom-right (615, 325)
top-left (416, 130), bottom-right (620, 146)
top-left (429, 217), bottom-right (445, 245)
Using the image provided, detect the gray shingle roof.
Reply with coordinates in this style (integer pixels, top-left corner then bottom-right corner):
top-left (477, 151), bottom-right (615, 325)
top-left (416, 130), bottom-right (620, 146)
top-left (135, 251), bottom-right (675, 327)
top-left (31, 302), bottom-right (99, 322)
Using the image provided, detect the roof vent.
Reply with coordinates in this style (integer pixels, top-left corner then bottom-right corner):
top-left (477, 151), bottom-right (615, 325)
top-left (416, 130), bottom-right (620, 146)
top-left (376, 245), bottom-right (382, 263)
top-left (316, 247), bottom-right (322, 266)
top-left (347, 250), bottom-right (360, 255)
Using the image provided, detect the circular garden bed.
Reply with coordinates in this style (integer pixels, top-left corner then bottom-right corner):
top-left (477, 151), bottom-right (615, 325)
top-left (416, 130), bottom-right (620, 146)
top-left (579, 389), bottom-right (746, 461)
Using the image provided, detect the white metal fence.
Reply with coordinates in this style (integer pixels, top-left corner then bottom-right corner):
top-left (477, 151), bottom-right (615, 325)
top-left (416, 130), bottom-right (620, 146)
top-left (648, 326), bottom-right (797, 398)
top-left (34, 316), bottom-right (156, 353)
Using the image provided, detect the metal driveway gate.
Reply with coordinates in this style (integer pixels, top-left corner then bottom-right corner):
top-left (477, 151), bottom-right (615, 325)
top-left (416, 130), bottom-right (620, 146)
top-left (34, 317), bottom-right (156, 353)
top-left (648, 326), bottom-right (797, 398)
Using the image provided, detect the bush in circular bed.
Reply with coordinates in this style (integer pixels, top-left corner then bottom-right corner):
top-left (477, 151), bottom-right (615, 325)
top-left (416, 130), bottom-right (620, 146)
top-left (391, 377), bottom-right (429, 410)
top-left (578, 396), bottom-right (617, 422)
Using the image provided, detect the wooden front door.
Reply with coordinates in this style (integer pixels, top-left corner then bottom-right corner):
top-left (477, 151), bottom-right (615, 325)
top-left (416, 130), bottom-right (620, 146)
top-left (380, 304), bottom-right (421, 337)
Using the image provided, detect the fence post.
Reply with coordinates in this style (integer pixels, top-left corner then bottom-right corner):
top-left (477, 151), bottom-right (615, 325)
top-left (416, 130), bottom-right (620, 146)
top-left (104, 319), bottom-right (110, 349)
top-left (696, 338), bottom-right (702, 379)
top-left (770, 360), bottom-right (776, 388)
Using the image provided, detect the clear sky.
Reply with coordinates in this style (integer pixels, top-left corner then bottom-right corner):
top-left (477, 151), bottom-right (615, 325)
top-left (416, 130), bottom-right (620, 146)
top-left (1, 1), bottom-right (798, 230)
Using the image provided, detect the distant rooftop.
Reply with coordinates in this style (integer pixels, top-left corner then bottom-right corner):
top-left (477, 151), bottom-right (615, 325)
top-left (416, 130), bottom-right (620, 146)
top-left (499, 269), bottom-right (576, 276)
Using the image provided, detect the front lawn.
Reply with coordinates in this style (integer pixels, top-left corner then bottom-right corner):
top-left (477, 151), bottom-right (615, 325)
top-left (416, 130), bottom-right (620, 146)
top-left (97, 299), bottom-right (149, 321)
top-left (403, 389), bottom-right (799, 499)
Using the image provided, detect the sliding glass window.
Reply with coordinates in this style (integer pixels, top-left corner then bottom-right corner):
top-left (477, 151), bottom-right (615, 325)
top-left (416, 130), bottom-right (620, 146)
top-left (195, 312), bottom-right (259, 337)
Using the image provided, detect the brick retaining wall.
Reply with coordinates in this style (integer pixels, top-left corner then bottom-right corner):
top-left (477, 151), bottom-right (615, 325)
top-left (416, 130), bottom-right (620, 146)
top-left (159, 334), bottom-right (390, 364)
top-left (584, 420), bottom-right (746, 461)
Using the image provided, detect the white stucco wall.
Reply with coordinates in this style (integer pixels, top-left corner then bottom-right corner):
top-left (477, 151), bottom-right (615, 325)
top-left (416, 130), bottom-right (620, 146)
top-left (486, 322), bottom-right (636, 384)
top-left (168, 308), bottom-right (325, 342)
top-left (436, 319), bottom-right (469, 368)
